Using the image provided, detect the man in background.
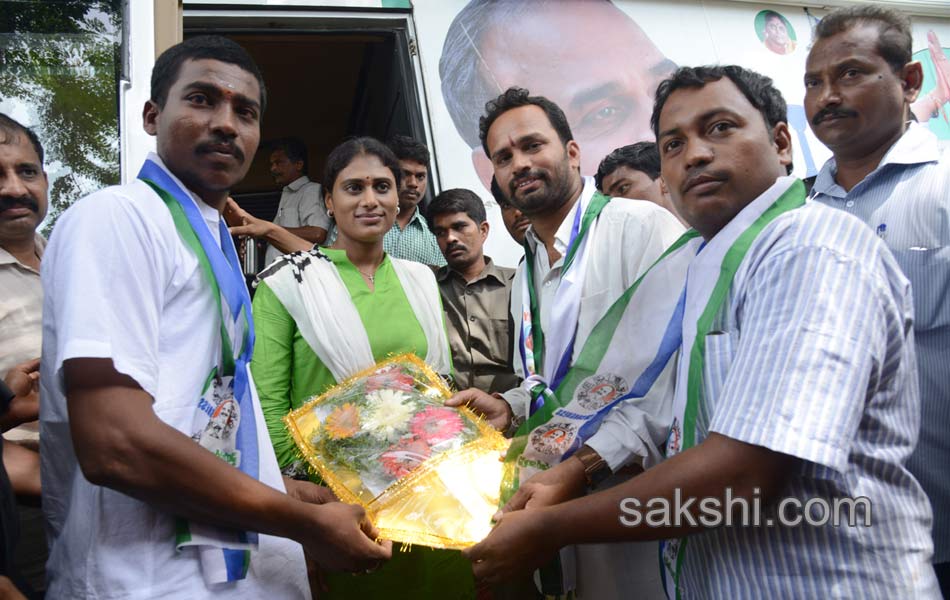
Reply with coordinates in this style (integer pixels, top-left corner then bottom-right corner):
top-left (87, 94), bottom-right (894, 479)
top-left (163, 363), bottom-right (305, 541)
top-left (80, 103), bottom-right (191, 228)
top-left (0, 113), bottom-right (46, 381)
top-left (490, 175), bottom-right (530, 246)
top-left (595, 142), bottom-right (685, 224)
top-left (383, 135), bottom-right (445, 266)
top-left (429, 188), bottom-right (517, 394)
top-left (805, 6), bottom-right (950, 594)
top-left (263, 137), bottom-right (330, 265)
top-left (0, 113), bottom-right (47, 596)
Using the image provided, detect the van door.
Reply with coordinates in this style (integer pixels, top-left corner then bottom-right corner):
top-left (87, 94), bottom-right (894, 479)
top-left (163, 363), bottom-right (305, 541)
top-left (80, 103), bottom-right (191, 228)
top-left (182, 4), bottom-right (440, 202)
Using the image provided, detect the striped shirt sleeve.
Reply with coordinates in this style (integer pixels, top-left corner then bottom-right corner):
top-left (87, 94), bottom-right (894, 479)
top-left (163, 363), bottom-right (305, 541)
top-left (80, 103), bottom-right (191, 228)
top-left (708, 243), bottom-right (900, 474)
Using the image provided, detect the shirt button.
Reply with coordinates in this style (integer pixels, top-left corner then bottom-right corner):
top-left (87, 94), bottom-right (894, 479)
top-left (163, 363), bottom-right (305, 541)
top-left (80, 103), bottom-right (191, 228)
top-left (469, 316), bottom-right (476, 322)
top-left (845, 200), bottom-right (855, 208)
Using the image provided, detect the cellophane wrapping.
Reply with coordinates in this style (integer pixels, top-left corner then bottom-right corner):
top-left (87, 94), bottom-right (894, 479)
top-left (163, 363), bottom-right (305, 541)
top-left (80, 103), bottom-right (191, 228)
top-left (284, 353), bottom-right (510, 549)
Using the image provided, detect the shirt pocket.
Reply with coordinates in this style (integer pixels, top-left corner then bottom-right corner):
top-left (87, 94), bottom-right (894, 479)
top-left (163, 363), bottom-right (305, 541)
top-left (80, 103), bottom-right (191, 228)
top-left (891, 246), bottom-right (950, 332)
top-left (488, 317), bottom-right (512, 361)
top-left (701, 331), bottom-right (737, 414)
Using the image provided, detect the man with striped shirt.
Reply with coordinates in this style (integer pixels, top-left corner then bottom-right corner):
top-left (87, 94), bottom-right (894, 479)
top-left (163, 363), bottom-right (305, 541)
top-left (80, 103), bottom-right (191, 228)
top-left (463, 65), bottom-right (939, 598)
top-left (805, 7), bottom-right (950, 594)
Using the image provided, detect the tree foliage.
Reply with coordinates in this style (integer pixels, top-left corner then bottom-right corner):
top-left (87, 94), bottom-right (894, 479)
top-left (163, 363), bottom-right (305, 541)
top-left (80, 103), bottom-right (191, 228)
top-left (0, 0), bottom-right (122, 235)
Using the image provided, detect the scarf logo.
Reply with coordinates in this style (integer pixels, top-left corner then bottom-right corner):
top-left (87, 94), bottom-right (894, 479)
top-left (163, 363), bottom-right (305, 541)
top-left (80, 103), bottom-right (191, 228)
top-left (666, 416), bottom-right (682, 456)
top-left (529, 422), bottom-right (578, 456)
top-left (575, 373), bottom-right (629, 410)
top-left (193, 376), bottom-right (243, 469)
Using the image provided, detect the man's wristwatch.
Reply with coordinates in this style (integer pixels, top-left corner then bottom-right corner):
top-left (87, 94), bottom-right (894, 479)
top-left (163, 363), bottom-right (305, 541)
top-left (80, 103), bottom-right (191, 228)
top-left (574, 445), bottom-right (611, 488)
top-left (493, 392), bottom-right (523, 437)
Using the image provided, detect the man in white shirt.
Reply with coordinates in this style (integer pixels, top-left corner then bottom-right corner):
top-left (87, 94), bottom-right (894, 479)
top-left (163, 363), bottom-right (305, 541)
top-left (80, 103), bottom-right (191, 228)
top-left (262, 137), bottom-right (330, 265)
top-left (39, 35), bottom-right (390, 599)
top-left (448, 87), bottom-right (684, 599)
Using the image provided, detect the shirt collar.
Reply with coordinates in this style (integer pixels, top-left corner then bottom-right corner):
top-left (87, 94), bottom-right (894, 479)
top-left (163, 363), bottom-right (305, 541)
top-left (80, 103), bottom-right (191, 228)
top-left (146, 152), bottom-right (220, 224)
top-left (399, 206), bottom-right (428, 230)
top-left (524, 176), bottom-right (597, 257)
top-left (285, 175), bottom-right (310, 192)
top-left (437, 256), bottom-right (507, 285)
top-left (0, 233), bottom-right (46, 268)
top-left (812, 123), bottom-right (940, 199)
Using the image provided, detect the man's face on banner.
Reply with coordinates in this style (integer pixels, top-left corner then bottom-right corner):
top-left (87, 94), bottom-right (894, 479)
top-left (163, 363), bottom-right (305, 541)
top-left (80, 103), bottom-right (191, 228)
top-left (470, 2), bottom-right (674, 189)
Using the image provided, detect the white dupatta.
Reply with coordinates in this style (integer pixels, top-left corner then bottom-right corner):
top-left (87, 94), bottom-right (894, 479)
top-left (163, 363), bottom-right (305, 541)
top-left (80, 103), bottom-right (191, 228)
top-left (259, 250), bottom-right (451, 381)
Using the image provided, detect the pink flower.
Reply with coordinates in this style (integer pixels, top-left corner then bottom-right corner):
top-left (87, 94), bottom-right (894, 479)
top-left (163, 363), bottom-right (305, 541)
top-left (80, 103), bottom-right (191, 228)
top-left (365, 365), bottom-right (415, 393)
top-left (410, 407), bottom-right (464, 445)
top-left (380, 436), bottom-right (431, 478)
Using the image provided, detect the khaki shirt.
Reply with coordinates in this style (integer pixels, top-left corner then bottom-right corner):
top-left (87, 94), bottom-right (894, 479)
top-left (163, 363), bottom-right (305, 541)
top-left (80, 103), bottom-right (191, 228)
top-left (0, 234), bottom-right (44, 374)
top-left (437, 257), bottom-right (519, 393)
top-left (0, 233), bottom-right (45, 445)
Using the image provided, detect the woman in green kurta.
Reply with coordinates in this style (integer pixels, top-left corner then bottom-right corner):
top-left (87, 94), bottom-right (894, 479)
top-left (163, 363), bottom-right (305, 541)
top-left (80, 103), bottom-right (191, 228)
top-left (251, 137), bottom-right (474, 600)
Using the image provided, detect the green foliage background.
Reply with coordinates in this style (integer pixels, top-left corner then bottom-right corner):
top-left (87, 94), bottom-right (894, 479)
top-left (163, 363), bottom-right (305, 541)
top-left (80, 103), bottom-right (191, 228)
top-left (0, 0), bottom-right (122, 235)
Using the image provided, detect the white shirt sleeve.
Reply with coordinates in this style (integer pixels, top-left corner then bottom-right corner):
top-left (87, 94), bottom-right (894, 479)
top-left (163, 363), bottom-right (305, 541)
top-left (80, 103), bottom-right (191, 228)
top-left (585, 204), bottom-right (686, 470)
top-left (297, 183), bottom-right (331, 230)
top-left (43, 188), bottom-right (172, 398)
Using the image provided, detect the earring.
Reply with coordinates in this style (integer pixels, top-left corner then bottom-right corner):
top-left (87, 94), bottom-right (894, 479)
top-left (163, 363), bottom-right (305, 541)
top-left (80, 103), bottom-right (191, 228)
top-left (327, 208), bottom-right (334, 217)
top-left (396, 205), bottom-right (401, 215)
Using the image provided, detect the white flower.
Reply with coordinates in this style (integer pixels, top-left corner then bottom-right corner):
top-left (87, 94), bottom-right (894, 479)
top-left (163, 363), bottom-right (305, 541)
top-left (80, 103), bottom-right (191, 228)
top-left (363, 389), bottom-right (414, 441)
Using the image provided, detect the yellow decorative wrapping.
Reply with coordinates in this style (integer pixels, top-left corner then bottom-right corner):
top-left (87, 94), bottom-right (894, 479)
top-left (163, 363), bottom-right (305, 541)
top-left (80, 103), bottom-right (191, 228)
top-left (283, 353), bottom-right (510, 549)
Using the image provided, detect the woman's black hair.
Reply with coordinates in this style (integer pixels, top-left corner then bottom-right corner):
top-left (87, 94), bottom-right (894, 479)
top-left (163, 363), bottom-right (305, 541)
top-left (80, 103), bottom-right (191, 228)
top-left (322, 137), bottom-right (402, 196)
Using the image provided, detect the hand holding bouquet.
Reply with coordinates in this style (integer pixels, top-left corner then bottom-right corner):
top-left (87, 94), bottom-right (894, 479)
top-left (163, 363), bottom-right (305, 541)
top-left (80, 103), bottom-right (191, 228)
top-left (285, 354), bottom-right (509, 549)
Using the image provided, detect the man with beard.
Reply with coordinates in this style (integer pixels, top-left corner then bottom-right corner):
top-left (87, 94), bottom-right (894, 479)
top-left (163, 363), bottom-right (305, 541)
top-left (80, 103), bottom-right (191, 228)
top-left (804, 6), bottom-right (950, 594)
top-left (39, 36), bottom-right (390, 598)
top-left (429, 188), bottom-right (518, 394)
top-left (382, 135), bottom-right (445, 266)
top-left (447, 87), bottom-right (684, 599)
top-left (463, 65), bottom-right (939, 599)
top-left (0, 113), bottom-right (47, 596)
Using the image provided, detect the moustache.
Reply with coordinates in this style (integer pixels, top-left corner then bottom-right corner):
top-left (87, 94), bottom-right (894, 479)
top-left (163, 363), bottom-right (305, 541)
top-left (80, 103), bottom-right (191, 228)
top-left (445, 243), bottom-right (466, 254)
top-left (196, 139), bottom-right (244, 162)
top-left (509, 169), bottom-right (548, 195)
top-left (0, 195), bottom-right (39, 213)
top-left (811, 107), bottom-right (858, 126)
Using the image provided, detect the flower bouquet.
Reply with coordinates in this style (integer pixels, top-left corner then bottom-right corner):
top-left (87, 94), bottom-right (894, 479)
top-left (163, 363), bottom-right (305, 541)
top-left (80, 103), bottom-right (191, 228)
top-left (284, 354), bottom-right (510, 549)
